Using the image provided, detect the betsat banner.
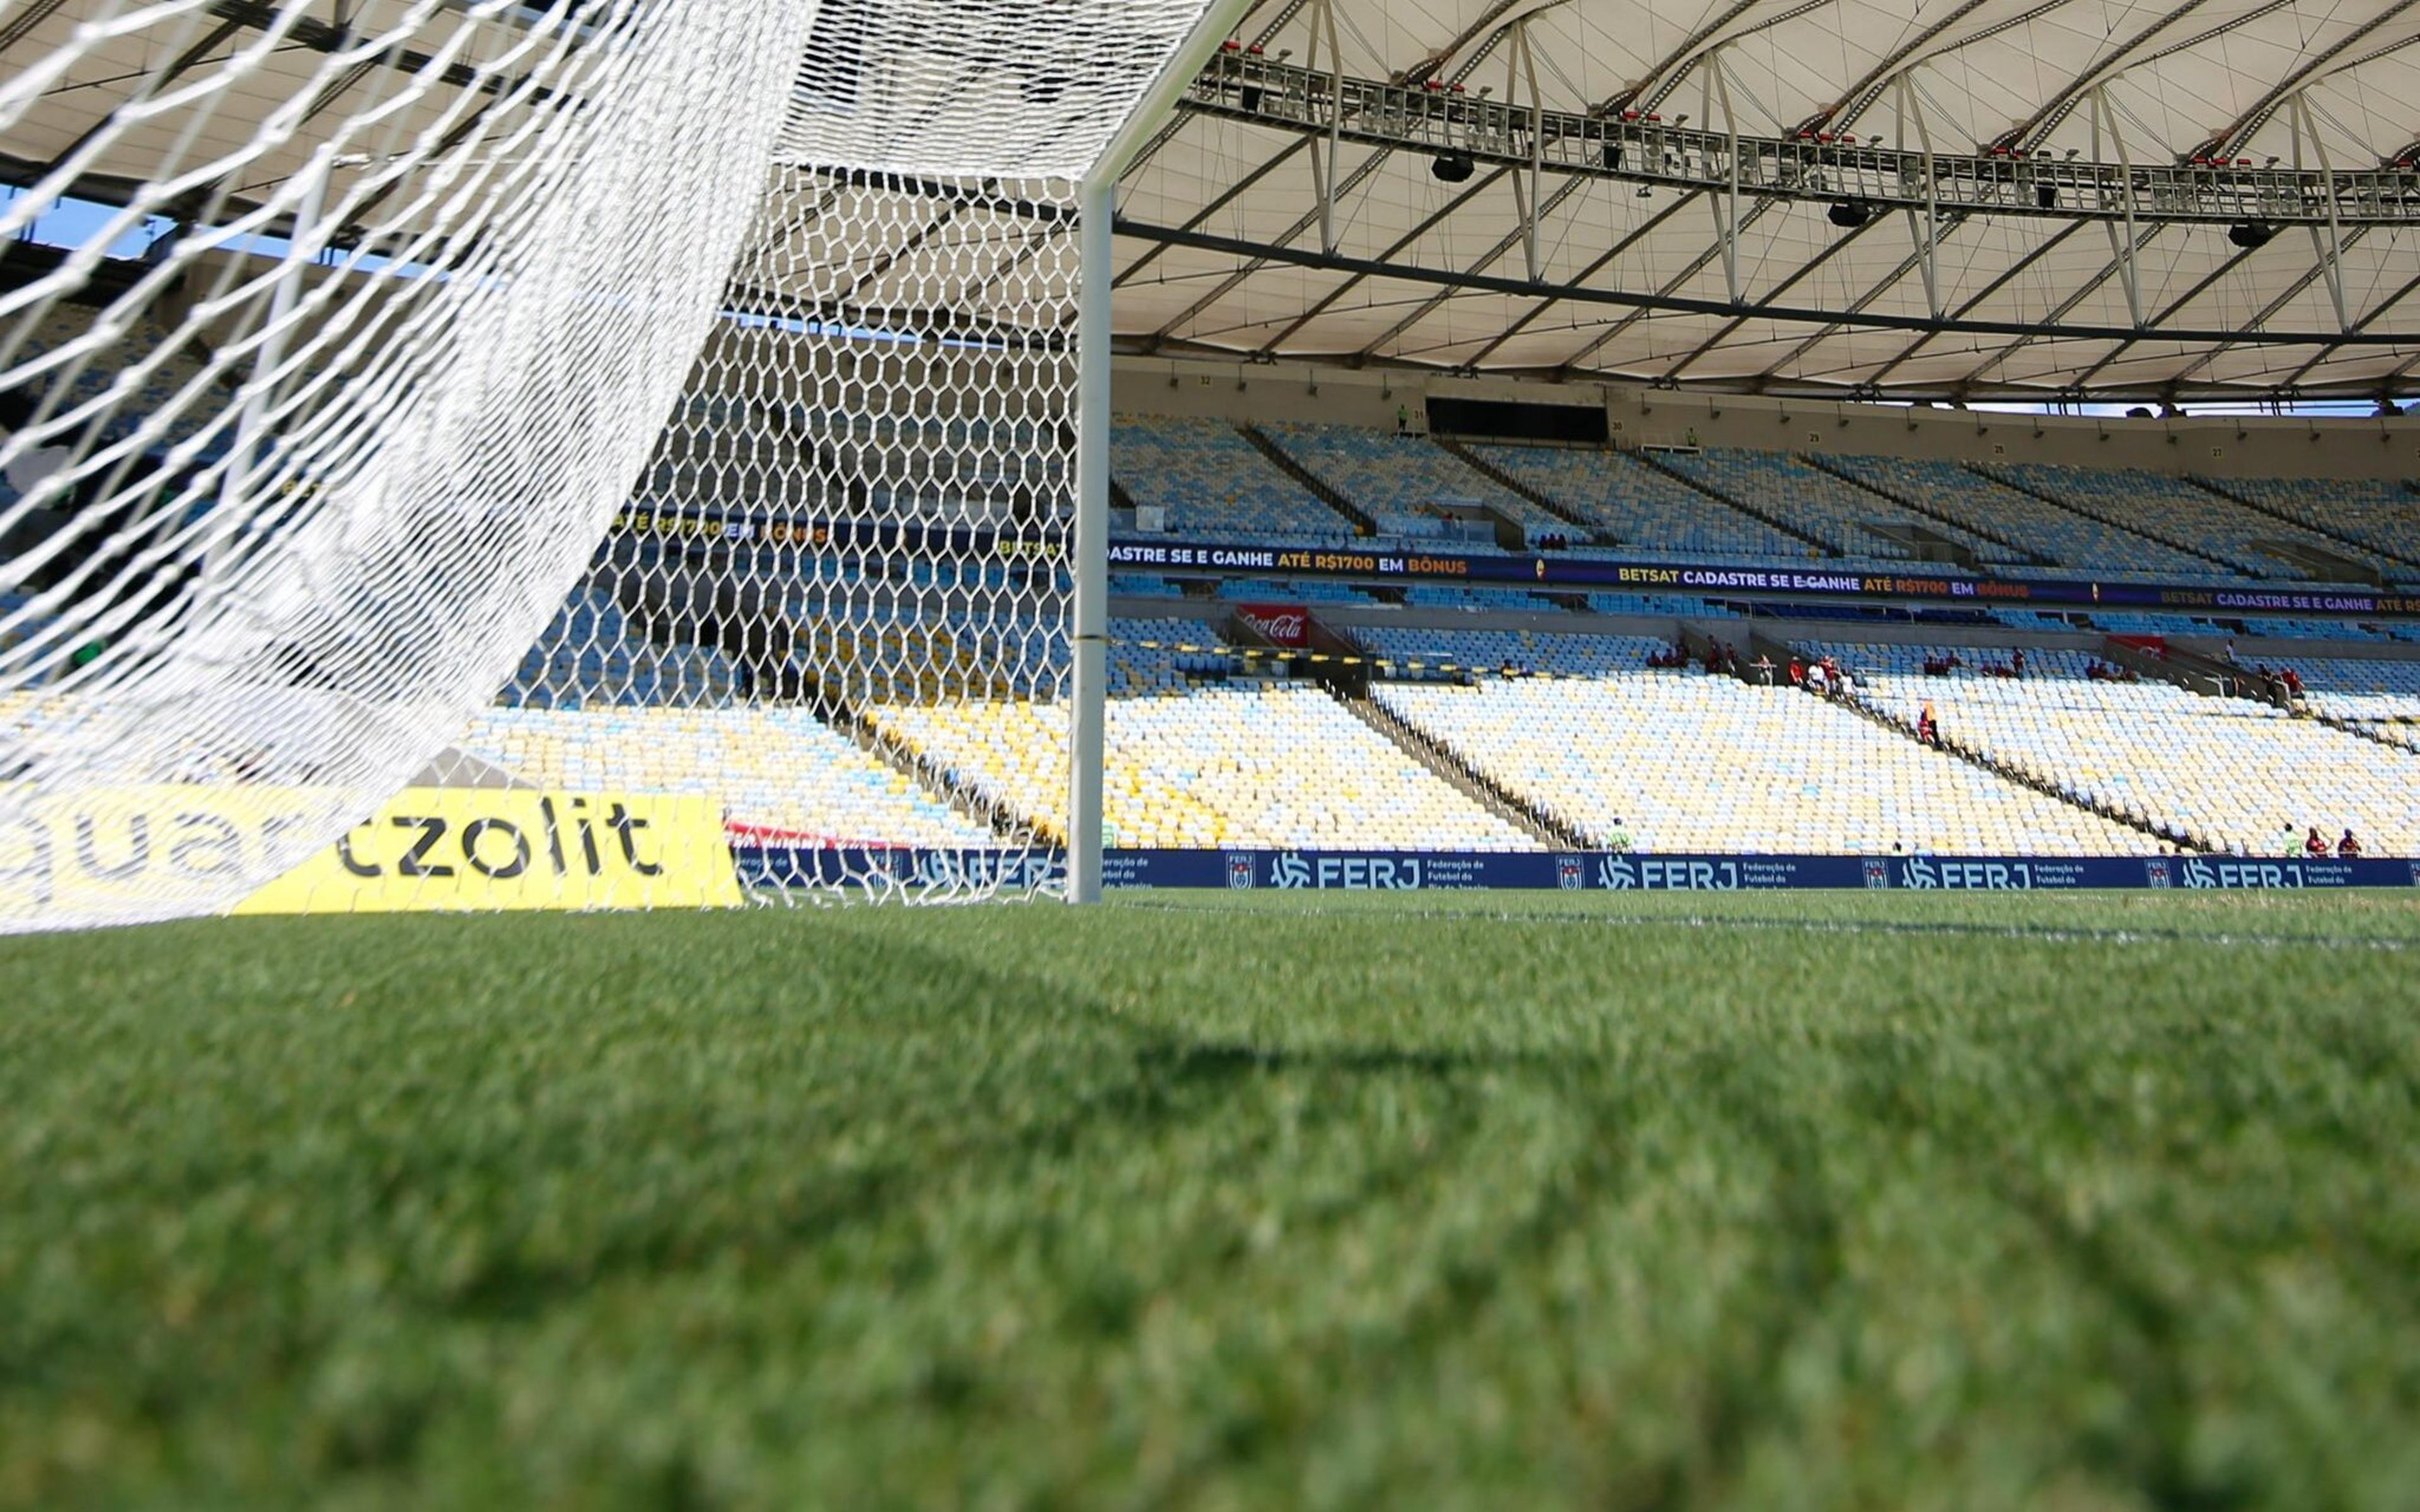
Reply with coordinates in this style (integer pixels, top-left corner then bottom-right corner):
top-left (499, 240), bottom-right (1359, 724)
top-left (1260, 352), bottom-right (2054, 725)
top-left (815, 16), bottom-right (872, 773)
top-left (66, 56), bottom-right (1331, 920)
top-left (0, 786), bottom-right (740, 919)
top-left (742, 846), bottom-right (2420, 893)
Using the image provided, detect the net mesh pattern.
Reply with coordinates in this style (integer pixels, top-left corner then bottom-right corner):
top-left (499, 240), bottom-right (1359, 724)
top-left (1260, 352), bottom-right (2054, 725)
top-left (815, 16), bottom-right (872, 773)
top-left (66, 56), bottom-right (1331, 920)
top-left (0, 0), bottom-right (1219, 929)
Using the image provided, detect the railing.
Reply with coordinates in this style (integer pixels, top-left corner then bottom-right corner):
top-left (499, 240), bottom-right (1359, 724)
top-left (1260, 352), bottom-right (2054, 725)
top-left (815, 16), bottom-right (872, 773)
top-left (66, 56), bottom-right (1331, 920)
top-left (1190, 53), bottom-right (2420, 229)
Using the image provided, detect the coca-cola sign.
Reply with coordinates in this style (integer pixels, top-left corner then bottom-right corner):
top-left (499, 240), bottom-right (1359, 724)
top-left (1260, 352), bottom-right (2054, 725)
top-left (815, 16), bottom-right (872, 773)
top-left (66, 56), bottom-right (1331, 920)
top-left (1237, 603), bottom-right (1310, 647)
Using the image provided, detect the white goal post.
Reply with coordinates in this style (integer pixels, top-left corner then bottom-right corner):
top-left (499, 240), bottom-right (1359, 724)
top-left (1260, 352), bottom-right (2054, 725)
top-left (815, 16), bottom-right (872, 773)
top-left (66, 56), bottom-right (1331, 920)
top-left (0, 0), bottom-right (1250, 931)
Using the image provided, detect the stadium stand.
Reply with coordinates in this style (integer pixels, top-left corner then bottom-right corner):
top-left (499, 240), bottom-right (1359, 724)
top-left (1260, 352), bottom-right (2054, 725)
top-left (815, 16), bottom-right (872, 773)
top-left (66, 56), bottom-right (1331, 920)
top-left (1983, 462), bottom-right (2366, 579)
top-left (7, 306), bottom-right (231, 455)
top-left (458, 705), bottom-right (1000, 847)
top-left (1371, 658), bottom-right (2155, 855)
top-left (1107, 616), bottom-right (1238, 695)
top-left (499, 585), bottom-right (741, 709)
top-left (1353, 627), bottom-right (1664, 677)
top-left (1110, 416), bottom-right (1359, 539)
top-left (1465, 444), bottom-right (1807, 557)
top-left (1651, 447), bottom-right (2020, 563)
top-left (869, 683), bottom-right (1538, 850)
top-left (2197, 476), bottom-right (2420, 570)
top-left (1257, 423), bottom-right (1564, 537)
top-left (1820, 455), bottom-right (2215, 576)
top-left (1812, 641), bottom-right (2420, 854)
top-left (2292, 658), bottom-right (2420, 748)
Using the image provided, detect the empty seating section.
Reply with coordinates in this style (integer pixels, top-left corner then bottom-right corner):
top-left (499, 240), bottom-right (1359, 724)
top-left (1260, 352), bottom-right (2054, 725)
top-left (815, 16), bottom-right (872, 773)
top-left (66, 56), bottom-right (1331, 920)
top-left (2293, 658), bottom-right (2420, 748)
top-left (1988, 463), bottom-right (2354, 578)
top-left (1400, 584), bottom-right (1562, 611)
top-left (1357, 628), bottom-right (1665, 677)
top-left (1259, 423), bottom-right (1562, 536)
top-left (456, 706), bottom-right (996, 847)
top-left (1586, 591), bottom-right (1737, 617)
top-left (790, 609), bottom-right (1065, 703)
top-left (2208, 477), bottom-right (2420, 567)
top-left (1818, 642), bottom-right (2420, 854)
top-left (790, 408), bottom-right (1065, 524)
top-left (1655, 449), bottom-right (2015, 563)
top-left (1112, 416), bottom-right (1355, 539)
top-left (1215, 577), bottom-right (1366, 602)
top-left (2232, 619), bottom-right (2397, 641)
top-left (0, 591), bottom-right (58, 684)
top-left (1824, 456), bottom-right (2209, 576)
top-left (1107, 616), bottom-right (1236, 696)
top-left (1463, 444), bottom-right (1804, 557)
top-left (1373, 662), bottom-right (2150, 854)
top-left (501, 587), bottom-right (740, 709)
top-left (8, 307), bottom-right (231, 466)
top-left (871, 686), bottom-right (1536, 850)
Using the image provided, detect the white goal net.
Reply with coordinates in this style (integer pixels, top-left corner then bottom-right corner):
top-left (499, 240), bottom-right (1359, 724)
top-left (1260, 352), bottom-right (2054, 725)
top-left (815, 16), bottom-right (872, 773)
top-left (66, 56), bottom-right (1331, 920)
top-left (0, 0), bottom-right (1222, 930)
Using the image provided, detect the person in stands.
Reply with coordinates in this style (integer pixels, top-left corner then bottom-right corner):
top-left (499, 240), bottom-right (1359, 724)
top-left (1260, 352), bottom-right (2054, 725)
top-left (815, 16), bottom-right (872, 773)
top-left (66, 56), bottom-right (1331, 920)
top-left (1789, 656), bottom-right (1806, 687)
top-left (2339, 828), bottom-right (2364, 859)
top-left (1605, 816), bottom-right (1634, 852)
top-left (2283, 823), bottom-right (2303, 856)
top-left (1916, 701), bottom-right (1939, 747)
top-left (1396, 403), bottom-right (1410, 437)
top-left (2305, 825), bottom-right (2331, 859)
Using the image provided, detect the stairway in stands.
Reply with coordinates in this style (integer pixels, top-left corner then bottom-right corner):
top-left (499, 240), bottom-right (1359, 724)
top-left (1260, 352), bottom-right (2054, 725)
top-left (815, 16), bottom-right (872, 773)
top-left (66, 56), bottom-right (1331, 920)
top-left (1335, 688), bottom-right (1588, 850)
top-left (1820, 677), bottom-right (2210, 853)
top-left (1236, 425), bottom-right (1380, 534)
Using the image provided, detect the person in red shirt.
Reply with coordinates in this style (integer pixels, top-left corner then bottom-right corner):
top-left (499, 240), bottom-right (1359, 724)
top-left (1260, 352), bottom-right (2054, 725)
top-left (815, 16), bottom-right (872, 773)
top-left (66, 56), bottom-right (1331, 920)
top-left (1789, 656), bottom-right (1805, 687)
top-left (2339, 829), bottom-right (2363, 859)
top-left (2305, 826), bottom-right (2331, 859)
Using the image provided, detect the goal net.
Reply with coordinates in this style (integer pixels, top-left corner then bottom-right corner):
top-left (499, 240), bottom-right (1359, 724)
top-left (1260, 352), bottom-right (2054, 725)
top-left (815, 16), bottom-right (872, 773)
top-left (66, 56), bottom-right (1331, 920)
top-left (0, 0), bottom-right (1221, 931)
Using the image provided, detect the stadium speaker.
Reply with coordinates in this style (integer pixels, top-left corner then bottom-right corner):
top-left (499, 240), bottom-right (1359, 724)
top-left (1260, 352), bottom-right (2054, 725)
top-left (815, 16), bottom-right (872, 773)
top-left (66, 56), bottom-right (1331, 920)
top-left (2228, 222), bottom-right (2277, 249)
top-left (2035, 182), bottom-right (2058, 209)
top-left (1240, 84), bottom-right (1263, 112)
top-left (1431, 152), bottom-right (1476, 183)
top-left (1826, 200), bottom-right (1873, 229)
top-left (1601, 142), bottom-right (1622, 171)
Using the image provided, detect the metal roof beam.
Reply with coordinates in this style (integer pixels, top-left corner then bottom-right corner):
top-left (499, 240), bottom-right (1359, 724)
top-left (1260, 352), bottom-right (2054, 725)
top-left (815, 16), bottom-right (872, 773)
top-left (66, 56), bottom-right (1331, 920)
top-left (1550, 198), bottom-right (1778, 372)
top-left (1860, 217), bottom-right (2091, 386)
top-left (2193, 1), bottom-right (2420, 160)
top-left (1661, 208), bottom-right (1889, 382)
top-left (1751, 212), bottom-right (1972, 383)
top-left (1252, 164), bottom-right (1512, 354)
top-left (1106, 215), bottom-right (2419, 348)
top-left (2003, 0), bottom-right (2241, 149)
top-left (1950, 224), bottom-right (2164, 392)
top-left (1458, 187), bottom-right (1704, 367)
top-left (1347, 174), bottom-right (1586, 363)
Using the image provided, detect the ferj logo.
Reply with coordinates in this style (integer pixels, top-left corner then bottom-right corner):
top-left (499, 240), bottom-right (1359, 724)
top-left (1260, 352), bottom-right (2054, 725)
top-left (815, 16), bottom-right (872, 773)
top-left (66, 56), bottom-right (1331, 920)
top-left (1596, 855), bottom-right (1637, 890)
top-left (1225, 853), bottom-right (1256, 890)
top-left (1270, 851), bottom-right (1313, 889)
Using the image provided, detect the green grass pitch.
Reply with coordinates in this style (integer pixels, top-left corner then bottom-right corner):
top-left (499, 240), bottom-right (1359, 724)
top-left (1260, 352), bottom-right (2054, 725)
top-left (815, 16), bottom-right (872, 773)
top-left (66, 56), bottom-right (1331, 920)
top-left (4, 890), bottom-right (2419, 1508)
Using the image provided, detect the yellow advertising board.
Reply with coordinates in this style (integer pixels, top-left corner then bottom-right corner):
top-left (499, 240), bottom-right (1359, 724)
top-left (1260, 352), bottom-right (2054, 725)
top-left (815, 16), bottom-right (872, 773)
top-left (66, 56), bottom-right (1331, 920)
top-left (239, 789), bottom-right (742, 913)
top-left (0, 786), bottom-right (740, 922)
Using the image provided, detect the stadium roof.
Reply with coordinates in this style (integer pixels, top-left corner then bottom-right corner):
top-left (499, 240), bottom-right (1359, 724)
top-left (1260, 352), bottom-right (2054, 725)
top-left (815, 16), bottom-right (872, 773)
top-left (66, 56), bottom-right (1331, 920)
top-left (5, 1), bottom-right (2417, 404)
top-left (1112, 0), bottom-right (2420, 402)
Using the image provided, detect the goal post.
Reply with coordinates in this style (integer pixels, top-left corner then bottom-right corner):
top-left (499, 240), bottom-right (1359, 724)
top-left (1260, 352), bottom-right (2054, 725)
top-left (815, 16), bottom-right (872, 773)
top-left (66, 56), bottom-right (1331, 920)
top-left (1068, 0), bottom-right (1261, 907)
top-left (0, 0), bottom-right (1240, 931)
